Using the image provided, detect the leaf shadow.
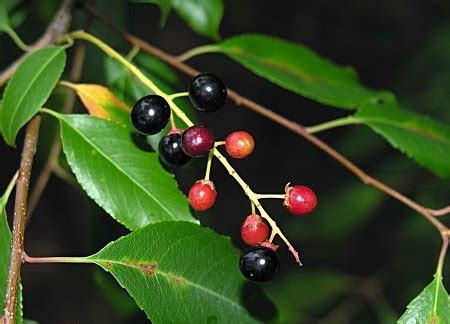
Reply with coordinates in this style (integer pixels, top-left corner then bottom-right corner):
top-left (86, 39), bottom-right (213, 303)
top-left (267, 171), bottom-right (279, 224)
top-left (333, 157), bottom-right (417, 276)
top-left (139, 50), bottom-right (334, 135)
top-left (130, 132), bottom-right (155, 153)
top-left (240, 281), bottom-right (278, 322)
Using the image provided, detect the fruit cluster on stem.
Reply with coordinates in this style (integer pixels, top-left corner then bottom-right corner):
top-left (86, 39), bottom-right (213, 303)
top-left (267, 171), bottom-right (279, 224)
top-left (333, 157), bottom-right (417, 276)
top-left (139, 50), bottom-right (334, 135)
top-left (68, 31), bottom-right (318, 282)
top-left (129, 71), bottom-right (317, 281)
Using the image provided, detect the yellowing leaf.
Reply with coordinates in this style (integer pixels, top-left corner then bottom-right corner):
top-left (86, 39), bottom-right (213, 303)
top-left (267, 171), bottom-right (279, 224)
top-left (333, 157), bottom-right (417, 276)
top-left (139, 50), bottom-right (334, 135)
top-left (62, 81), bottom-right (130, 126)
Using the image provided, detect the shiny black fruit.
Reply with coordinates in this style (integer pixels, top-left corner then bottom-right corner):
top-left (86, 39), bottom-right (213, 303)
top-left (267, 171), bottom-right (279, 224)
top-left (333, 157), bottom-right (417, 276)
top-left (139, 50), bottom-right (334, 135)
top-left (131, 95), bottom-right (171, 135)
top-left (158, 133), bottom-right (191, 168)
top-left (239, 246), bottom-right (279, 282)
top-left (189, 72), bottom-right (227, 112)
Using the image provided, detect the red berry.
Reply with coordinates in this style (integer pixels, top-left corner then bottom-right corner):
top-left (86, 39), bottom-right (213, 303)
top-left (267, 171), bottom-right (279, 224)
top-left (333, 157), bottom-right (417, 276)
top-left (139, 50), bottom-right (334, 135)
top-left (188, 180), bottom-right (217, 211)
top-left (181, 124), bottom-right (214, 157)
top-left (225, 131), bottom-right (255, 159)
top-left (284, 184), bottom-right (317, 216)
top-left (241, 214), bottom-right (270, 246)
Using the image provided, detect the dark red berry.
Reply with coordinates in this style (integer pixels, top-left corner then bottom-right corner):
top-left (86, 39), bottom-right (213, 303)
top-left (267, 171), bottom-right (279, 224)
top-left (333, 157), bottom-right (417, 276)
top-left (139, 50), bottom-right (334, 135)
top-left (241, 214), bottom-right (269, 246)
top-left (284, 184), bottom-right (317, 216)
top-left (225, 131), bottom-right (255, 159)
top-left (189, 72), bottom-right (227, 112)
top-left (158, 132), bottom-right (191, 168)
top-left (130, 95), bottom-right (171, 135)
top-left (188, 180), bottom-right (217, 211)
top-left (239, 246), bottom-right (280, 282)
top-left (181, 124), bottom-right (214, 157)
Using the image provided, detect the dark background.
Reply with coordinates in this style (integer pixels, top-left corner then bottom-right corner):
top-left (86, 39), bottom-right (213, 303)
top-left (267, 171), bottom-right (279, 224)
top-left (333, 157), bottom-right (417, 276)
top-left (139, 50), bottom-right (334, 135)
top-left (1, 0), bottom-right (449, 322)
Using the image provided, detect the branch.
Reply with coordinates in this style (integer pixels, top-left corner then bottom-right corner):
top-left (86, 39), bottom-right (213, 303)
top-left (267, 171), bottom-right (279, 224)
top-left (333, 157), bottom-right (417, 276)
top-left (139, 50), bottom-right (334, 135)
top-left (0, 0), bottom-right (74, 87)
top-left (27, 42), bottom-right (86, 222)
top-left (83, 4), bottom-right (448, 235)
top-left (2, 116), bottom-right (41, 324)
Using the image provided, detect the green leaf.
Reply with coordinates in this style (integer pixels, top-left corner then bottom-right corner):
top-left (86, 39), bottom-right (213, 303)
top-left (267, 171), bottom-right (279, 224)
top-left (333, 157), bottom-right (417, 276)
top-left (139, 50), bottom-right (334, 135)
top-left (132, 0), bottom-right (171, 26)
top-left (171, 0), bottom-right (223, 40)
top-left (354, 103), bottom-right (450, 178)
top-left (87, 221), bottom-right (269, 323)
top-left (1, 46), bottom-right (66, 146)
top-left (398, 276), bottom-right (450, 323)
top-left (133, 0), bottom-right (223, 39)
top-left (53, 113), bottom-right (198, 230)
top-left (208, 34), bottom-right (393, 109)
top-left (0, 173), bottom-right (23, 323)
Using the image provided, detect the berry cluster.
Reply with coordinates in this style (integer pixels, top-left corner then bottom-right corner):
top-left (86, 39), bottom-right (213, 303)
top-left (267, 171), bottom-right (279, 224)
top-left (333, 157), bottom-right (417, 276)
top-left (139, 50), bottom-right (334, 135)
top-left (130, 72), bottom-right (317, 282)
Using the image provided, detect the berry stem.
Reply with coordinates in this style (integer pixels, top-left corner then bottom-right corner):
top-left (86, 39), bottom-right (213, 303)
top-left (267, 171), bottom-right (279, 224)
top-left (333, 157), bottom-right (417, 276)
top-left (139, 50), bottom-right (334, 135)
top-left (169, 92), bottom-right (189, 100)
top-left (214, 141), bottom-right (225, 147)
top-left (204, 149), bottom-right (214, 181)
top-left (256, 194), bottom-right (286, 199)
top-left (269, 230), bottom-right (276, 243)
top-left (169, 110), bottom-right (177, 130)
top-left (213, 149), bottom-right (302, 265)
top-left (251, 201), bottom-right (256, 215)
top-left (68, 31), bottom-right (302, 265)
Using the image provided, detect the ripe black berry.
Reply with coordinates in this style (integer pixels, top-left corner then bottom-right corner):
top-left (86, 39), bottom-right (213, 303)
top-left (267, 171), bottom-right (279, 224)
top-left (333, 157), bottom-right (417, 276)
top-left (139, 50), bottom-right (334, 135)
top-left (158, 132), bottom-right (191, 168)
top-left (130, 95), bottom-right (171, 135)
top-left (181, 124), bottom-right (214, 157)
top-left (239, 246), bottom-right (280, 282)
top-left (189, 72), bottom-right (227, 112)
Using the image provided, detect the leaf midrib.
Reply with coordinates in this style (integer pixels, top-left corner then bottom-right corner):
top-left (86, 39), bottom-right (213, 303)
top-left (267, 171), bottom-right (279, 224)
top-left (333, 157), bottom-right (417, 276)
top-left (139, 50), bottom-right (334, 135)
top-left (61, 117), bottom-right (177, 224)
top-left (5, 48), bottom-right (62, 141)
top-left (90, 255), bottom-right (246, 313)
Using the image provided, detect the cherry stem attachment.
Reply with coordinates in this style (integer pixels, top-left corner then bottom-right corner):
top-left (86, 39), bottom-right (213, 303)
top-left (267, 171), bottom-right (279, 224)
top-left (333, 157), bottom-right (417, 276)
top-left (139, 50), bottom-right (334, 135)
top-left (214, 141), bottom-right (225, 147)
top-left (251, 201), bottom-right (256, 215)
top-left (256, 194), bottom-right (286, 199)
top-left (169, 110), bottom-right (177, 130)
top-left (269, 230), bottom-right (276, 243)
top-left (169, 92), bottom-right (189, 100)
top-left (204, 149), bottom-right (215, 181)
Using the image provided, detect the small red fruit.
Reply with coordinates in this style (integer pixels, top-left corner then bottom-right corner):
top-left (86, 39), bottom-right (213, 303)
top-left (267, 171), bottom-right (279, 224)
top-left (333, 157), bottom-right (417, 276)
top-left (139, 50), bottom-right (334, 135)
top-left (188, 180), bottom-right (217, 211)
top-left (225, 131), bottom-right (255, 159)
top-left (241, 214), bottom-right (270, 246)
top-left (284, 184), bottom-right (317, 216)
